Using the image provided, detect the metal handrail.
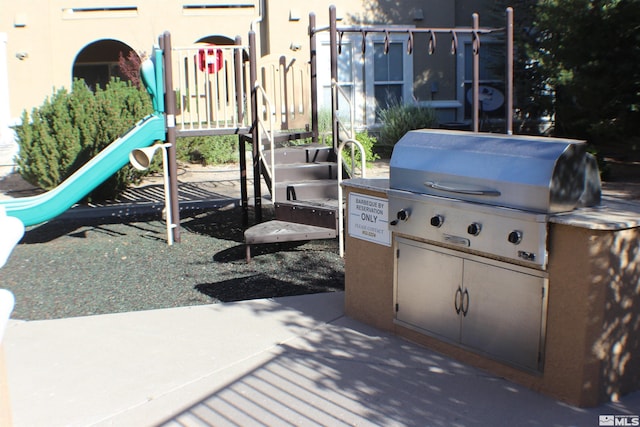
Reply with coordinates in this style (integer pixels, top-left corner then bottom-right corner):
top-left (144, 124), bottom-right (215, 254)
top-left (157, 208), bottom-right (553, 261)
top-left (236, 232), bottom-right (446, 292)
top-left (331, 79), bottom-right (359, 176)
top-left (254, 83), bottom-right (276, 191)
top-left (331, 79), bottom-right (366, 257)
top-left (337, 138), bottom-right (366, 257)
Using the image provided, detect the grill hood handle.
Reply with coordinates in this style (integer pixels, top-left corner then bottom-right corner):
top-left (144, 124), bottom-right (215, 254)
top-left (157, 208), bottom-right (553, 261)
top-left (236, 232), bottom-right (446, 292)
top-left (424, 181), bottom-right (501, 197)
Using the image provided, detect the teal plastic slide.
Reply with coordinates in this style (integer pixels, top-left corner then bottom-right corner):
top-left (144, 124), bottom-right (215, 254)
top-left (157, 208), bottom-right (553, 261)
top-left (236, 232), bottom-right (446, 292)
top-left (1, 47), bottom-right (166, 227)
top-left (0, 114), bottom-right (165, 226)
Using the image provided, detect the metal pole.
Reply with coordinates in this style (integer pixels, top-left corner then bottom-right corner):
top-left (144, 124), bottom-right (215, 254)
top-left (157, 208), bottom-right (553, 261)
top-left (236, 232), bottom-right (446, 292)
top-left (472, 13), bottom-right (479, 133)
top-left (329, 5), bottom-right (338, 150)
top-left (506, 7), bottom-right (514, 135)
top-left (249, 30), bottom-right (262, 222)
top-left (160, 144), bottom-right (173, 245)
top-left (235, 36), bottom-right (249, 225)
top-left (161, 31), bottom-right (181, 243)
top-left (309, 12), bottom-right (319, 143)
top-left (234, 36), bottom-right (245, 127)
top-left (239, 135), bottom-right (248, 226)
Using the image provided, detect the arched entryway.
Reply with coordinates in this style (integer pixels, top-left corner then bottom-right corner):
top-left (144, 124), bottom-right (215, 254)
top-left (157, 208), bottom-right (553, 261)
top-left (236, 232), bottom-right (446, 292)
top-left (72, 39), bottom-right (141, 90)
top-left (195, 35), bottom-right (235, 46)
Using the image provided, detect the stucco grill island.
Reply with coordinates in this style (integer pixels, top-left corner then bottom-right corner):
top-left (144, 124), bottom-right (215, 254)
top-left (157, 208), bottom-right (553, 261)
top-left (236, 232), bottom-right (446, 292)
top-left (341, 129), bottom-right (640, 408)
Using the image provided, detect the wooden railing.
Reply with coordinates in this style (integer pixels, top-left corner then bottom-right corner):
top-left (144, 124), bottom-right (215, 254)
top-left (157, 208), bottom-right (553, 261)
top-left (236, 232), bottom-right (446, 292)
top-left (171, 46), bottom-right (310, 136)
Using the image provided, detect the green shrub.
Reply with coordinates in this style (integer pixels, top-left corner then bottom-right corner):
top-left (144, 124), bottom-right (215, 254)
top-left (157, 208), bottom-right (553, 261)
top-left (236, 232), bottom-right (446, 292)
top-left (176, 134), bottom-right (240, 166)
top-left (315, 109), bottom-right (379, 169)
top-left (317, 109), bottom-right (333, 145)
top-left (377, 102), bottom-right (438, 156)
top-left (343, 131), bottom-right (380, 171)
top-left (14, 78), bottom-right (153, 201)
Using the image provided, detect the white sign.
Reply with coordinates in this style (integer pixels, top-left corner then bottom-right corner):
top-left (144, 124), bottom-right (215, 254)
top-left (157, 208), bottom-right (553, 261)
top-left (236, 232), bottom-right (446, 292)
top-left (348, 193), bottom-right (391, 247)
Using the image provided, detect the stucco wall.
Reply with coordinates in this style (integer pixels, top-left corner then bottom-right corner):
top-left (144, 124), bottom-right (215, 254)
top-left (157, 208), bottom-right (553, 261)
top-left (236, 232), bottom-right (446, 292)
top-left (1, 1), bottom-right (496, 122)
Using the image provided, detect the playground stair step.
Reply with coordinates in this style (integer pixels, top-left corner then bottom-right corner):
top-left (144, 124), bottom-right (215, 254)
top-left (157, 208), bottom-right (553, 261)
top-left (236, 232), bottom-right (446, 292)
top-left (244, 143), bottom-right (345, 261)
top-left (272, 162), bottom-right (338, 182)
top-left (244, 220), bottom-right (337, 262)
top-left (274, 200), bottom-right (339, 230)
top-left (262, 144), bottom-right (335, 165)
top-left (273, 179), bottom-right (340, 202)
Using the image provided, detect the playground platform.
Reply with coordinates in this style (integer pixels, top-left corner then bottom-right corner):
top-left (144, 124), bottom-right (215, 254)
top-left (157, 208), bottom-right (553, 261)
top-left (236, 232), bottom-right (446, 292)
top-left (4, 291), bottom-right (640, 427)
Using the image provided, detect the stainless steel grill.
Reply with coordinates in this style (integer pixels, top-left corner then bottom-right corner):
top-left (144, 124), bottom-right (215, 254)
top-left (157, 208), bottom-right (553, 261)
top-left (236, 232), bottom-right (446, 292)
top-left (389, 129), bottom-right (598, 214)
top-left (388, 129), bottom-right (601, 269)
top-left (388, 129), bottom-right (602, 372)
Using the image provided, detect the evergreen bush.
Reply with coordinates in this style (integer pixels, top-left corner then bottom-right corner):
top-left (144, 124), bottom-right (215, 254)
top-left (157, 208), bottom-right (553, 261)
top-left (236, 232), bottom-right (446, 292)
top-left (342, 130), bottom-right (380, 169)
top-left (377, 102), bottom-right (438, 156)
top-left (176, 135), bottom-right (239, 166)
top-left (14, 78), bottom-right (153, 201)
top-left (315, 109), bottom-right (380, 169)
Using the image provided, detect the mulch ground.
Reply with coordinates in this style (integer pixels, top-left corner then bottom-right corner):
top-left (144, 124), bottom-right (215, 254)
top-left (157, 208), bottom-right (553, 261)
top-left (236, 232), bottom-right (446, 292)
top-left (1, 205), bottom-right (345, 321)
top-left (1, 156), bottom-right (637, 321)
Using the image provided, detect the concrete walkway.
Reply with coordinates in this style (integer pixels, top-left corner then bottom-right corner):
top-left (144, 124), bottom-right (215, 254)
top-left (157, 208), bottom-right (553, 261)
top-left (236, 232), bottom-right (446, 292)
top-left (4, 292), bottom-right (640, 427)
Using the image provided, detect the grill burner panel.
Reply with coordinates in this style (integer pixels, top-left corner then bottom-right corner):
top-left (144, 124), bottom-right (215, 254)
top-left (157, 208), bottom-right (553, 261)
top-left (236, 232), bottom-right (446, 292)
top-left (389, 189), bottom-right (548, 268)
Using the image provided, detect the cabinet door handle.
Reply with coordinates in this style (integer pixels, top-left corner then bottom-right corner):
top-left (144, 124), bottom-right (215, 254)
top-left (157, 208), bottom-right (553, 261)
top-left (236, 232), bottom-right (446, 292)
top-left (461, 289), bottom-right (470, 317)
top-left (454, 287), bottom-right (462, 314)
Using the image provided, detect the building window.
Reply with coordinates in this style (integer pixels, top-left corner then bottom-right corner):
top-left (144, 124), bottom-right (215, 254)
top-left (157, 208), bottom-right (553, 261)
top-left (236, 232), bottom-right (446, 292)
top-left (373, 42), bottom-right (404, 112)
top-left (317, 30), bottom-right (413, 128)
top-left (321, 41), bottom-right (355, 130)
top-left (460, 39), bottom-right (505, 120)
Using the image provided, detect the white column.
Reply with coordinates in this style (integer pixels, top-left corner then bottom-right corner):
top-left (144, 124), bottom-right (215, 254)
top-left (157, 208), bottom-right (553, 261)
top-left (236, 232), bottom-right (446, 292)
top-left (0, 33), bottom-right (18, 175)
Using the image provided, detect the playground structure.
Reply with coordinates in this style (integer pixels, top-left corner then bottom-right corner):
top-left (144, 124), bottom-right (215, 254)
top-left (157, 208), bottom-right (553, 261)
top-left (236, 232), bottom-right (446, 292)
top-left (0, 5), bottom-right (514, 254)
top-left (160, 5), bottom-right (514, 256)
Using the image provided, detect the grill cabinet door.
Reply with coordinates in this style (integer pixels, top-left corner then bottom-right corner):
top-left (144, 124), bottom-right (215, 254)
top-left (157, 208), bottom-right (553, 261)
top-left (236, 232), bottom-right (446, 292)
top-left (460, 259), bottom-right (547, 371)
top-left (395, 239), bottom-right (462, 341)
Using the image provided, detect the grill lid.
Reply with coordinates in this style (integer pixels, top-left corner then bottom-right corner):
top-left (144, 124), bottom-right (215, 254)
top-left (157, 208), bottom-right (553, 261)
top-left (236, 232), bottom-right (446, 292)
top-left (389, 129), bottom-right (601, 213)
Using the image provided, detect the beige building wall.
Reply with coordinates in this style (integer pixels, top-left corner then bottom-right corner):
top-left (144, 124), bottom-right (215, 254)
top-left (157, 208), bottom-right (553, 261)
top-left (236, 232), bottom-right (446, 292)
top-left (1, 1), bottom-right (496, 127)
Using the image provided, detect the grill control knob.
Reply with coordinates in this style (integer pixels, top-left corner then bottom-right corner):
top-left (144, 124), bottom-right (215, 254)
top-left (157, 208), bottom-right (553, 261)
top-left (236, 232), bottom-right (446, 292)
top-left (430, 215), bottom-right (444, 228)
top-left (508, 230), bottom-right (523, 245)
top-left (467, 222), bottom-right (482, 236)
top-left (390, 209), bottom-right (410, 226)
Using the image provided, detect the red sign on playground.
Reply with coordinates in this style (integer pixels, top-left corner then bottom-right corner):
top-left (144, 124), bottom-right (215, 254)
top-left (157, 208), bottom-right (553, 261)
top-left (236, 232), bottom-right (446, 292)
top-left (198, 46), bottom-right (224, 74)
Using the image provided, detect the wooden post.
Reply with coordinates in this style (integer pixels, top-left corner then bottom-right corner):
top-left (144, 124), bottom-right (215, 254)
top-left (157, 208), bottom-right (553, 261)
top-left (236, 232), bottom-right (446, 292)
top-left (235, 36), bottom-right (249, 225)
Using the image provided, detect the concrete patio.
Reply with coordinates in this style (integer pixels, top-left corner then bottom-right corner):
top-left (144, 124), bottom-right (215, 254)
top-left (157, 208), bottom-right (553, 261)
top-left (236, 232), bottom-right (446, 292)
top-left (3, 292), bottom-right (640, 426)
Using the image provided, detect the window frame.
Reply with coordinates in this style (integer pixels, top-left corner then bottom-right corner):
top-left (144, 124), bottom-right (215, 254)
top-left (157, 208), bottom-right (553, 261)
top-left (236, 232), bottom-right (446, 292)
top-left (455, 34), bottom-right (505, 121)
top-left (316, 28), bottom-right (414, 128)
top-left (366, 34), bottom-right (413, 124)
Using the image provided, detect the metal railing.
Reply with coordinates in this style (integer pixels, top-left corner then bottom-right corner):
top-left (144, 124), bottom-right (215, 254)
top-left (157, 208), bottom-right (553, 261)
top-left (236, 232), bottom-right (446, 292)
top-left (337, 138), bottom-right (365, 257)
top-left (172, 45), bottom-right (311, 137)
top-left (332, 79), bottom-right (366, 257)
top-left (173, 44), bottom-right (250, 134)
top-left (258, 58), bottom-right (311, 131)
top-left (254, 83), bottom-right (276, 191)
